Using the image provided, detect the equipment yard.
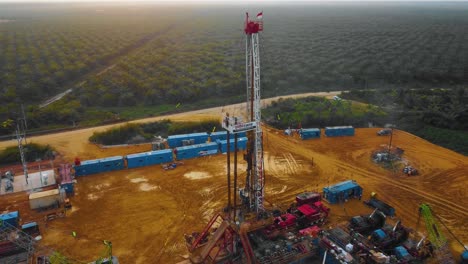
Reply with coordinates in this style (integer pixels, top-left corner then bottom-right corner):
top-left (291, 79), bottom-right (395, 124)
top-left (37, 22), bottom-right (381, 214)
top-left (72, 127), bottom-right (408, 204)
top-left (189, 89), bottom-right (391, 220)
top-left (0, 108), bottom-right (466, 263)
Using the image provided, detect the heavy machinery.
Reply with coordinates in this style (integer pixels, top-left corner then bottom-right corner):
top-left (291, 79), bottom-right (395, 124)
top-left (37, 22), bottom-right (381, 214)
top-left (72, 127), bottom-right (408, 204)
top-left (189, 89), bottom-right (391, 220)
top-left (369, 221), bottom-right (409, 254)
top-left (418, 203), bottom-right (458, 264)
top-left (363, 196), bottom-right (396, 217)
top-left (348, 209), bottom-right (387, 236)
top-left (92, 240), bottom-right (117, 264)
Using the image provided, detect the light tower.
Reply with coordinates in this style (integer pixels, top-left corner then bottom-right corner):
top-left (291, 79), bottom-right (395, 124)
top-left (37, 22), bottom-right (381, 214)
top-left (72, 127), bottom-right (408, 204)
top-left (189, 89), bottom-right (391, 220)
top-left (222, 12), bottom-right (264, 214)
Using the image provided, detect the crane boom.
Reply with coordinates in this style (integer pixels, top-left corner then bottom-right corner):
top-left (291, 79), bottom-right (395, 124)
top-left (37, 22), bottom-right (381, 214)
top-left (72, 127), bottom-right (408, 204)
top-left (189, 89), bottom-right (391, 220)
top-left (419, 203), bottom-right (446, 248)
top-left (419, 203), bottom-right (456, 264)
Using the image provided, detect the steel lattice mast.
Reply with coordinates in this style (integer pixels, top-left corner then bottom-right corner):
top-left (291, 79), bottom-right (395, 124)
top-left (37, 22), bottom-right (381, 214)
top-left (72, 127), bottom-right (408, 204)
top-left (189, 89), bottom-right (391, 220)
top-left (245, 12), bottom-right (264, 214)
top-left (222, 12), bottom-right (264, 214)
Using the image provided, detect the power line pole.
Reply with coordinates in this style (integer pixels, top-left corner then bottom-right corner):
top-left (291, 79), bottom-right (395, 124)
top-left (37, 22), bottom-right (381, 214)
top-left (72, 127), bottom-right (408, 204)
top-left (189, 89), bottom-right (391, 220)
top-left (16, 122), bottom-right (28, 185)
top-left (21, 104), bottom-right (28, 144)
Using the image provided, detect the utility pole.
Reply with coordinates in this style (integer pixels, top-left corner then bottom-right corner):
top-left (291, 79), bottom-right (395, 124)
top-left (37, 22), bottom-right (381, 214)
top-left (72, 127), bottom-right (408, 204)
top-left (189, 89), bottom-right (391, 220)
top-left (20, 104), bottom-right (28, 144)
top-left (388, 127), bottom-right (394, 152)
top-left (15, 122), bottom-right (28, 185)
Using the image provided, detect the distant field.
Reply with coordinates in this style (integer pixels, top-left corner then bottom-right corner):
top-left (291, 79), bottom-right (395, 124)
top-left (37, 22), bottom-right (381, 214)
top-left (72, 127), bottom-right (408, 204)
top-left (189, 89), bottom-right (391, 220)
top-left (0, 2), bottom-right (467, 140)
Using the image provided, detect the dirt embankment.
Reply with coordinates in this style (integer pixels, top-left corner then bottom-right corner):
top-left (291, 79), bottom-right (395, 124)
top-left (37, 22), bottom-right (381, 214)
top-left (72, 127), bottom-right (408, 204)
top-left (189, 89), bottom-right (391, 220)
top-left (0, 96), bottom-right (466, 263)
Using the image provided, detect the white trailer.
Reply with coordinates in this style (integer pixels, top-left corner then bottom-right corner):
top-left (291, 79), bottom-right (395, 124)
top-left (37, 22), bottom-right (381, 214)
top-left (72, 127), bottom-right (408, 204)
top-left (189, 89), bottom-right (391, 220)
top-left (29, 189), bottom-right (60, 210)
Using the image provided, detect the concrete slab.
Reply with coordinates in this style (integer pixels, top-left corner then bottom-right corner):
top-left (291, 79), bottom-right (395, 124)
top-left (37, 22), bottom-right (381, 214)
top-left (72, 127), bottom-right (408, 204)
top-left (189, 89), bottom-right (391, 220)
top-left (0, 169), bottom-right (56, 195)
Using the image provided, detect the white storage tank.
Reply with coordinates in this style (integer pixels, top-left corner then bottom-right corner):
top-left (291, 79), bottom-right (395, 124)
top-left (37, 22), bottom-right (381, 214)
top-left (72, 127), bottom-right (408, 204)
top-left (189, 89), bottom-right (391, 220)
top-left (29, 189), bottom-right (60, 210)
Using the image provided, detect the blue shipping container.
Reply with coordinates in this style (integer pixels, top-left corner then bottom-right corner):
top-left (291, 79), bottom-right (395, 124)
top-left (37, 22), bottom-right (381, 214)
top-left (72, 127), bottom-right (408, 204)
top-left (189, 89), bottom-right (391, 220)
top-left (210, 131), bottom-right (247, 142)
top-left (61, 182), bottom-right (75, 194)
top-left (167, 133), bottom-right (209, 148)
top-left (323, 180), bottom-right (362, 204)
top-left (325, 126), bottom-right (355, 137)
top-left (146, 149), bottom-right (173, 165)
top-left (394, 246), bottom-right (410, 259)
top-left (74, 159), bottom-right (101, 176)
top-left (98, 156), bottom-right (125, 173)
top-left (74, 156), bottom-right (124, 176)
top-left (126, 152), bottom-right (149, 168)
top-left (0, 211), bottom-right (19, 229)
top-left (127, 149), bottom-right (173, 169)
top-left (218, 137), bottom-right (248, 153)
top-left (300, 128), bottom-right (321, 140)
top-left (175, 142), bottom-right (218, 160)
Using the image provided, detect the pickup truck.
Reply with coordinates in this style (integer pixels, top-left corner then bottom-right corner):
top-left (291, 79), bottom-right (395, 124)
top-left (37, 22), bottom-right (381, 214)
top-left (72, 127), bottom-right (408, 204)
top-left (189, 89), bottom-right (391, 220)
top-left (377, 128), bottom-right (392, 136)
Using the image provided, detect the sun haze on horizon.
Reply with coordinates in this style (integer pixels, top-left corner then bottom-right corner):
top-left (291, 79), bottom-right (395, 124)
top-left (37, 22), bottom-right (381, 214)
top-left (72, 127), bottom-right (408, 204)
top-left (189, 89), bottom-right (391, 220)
top-left (1, 0), bottom-right (468, 3)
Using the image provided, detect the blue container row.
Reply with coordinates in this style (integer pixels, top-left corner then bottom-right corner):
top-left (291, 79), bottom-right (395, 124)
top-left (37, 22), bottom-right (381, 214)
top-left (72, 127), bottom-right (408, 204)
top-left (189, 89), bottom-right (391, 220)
top-left (299, 128), bottom-right (321, 140)
top-left (323, 180), bottom-right (362, 204)
top-left (75, 156), bottom-right (125, 176)
top-left (325, 126), bottom-right (355, 137)
top-left (217, 137), bottom-right (248, 153)
top-left (209, 131), bottom-right (247, 142)
top-left (175, 142), bottom-right (219, 160)
top-left (127, 149), bottom-right (173, 169)
top-left (167, 132), bottom-right (209, 148)
top-left (73, 134), bottom-right (249, 177)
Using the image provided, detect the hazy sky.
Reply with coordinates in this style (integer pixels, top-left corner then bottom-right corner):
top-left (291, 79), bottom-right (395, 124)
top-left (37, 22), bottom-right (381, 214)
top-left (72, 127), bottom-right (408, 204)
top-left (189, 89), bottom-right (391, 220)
top-left (1, 0), bottom-right (468, 2)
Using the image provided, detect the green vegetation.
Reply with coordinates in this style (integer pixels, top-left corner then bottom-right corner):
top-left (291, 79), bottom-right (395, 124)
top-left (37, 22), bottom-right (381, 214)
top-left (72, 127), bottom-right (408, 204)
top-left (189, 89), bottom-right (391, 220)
top-left (89, 119), bottom-right (222, 145)
top-left (416, 126), bottom-right (468, 155)
top-left (340, 88), bottom-right (468, 155)
top-left (0, 3), bottom-right (467, 154)
top-left (0, 143), bottom-right (55, 165)
top-left (263, 96), bottom-right (388, 129)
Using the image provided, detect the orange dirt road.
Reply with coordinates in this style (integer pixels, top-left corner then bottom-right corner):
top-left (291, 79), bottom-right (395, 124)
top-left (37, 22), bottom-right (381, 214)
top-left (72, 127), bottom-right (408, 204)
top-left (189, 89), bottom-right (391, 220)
top-left (0, 96), bottom-right (467, 263)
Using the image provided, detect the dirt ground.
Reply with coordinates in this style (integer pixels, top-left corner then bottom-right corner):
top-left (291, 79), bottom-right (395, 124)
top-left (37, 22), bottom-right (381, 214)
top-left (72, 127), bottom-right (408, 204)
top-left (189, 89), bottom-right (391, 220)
top-left (0, 94), bottom-right (467, 263)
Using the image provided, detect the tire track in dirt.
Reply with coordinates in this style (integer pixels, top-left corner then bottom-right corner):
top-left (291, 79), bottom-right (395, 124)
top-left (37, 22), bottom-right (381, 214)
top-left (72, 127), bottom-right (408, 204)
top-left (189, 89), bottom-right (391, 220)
top-left (332, 161), bottom-right (467, 217)
top-left (265, 128), bottom-right (468, 218)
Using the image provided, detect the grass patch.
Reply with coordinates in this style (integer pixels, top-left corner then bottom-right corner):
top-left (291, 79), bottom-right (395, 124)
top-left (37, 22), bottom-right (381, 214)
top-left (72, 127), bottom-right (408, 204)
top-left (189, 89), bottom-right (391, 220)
top-left (89, 119), bottom-right (223, 145)
top-left (0, 143), bottom-right (55, 165)
top-left (263, 96), bottom-right (388, 129)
